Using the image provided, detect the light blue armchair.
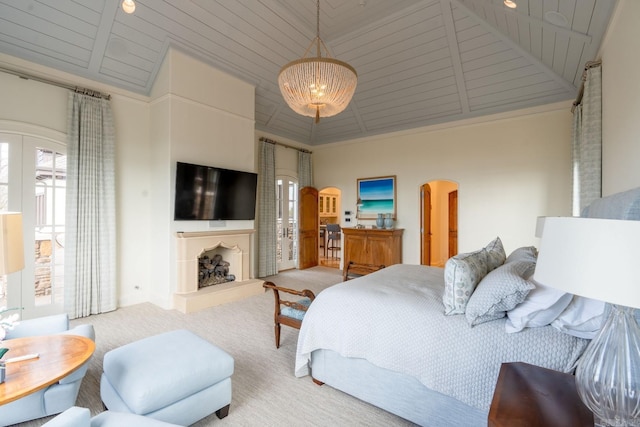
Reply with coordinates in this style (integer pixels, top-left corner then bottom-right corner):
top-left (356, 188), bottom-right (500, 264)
top-left (0, 313), bottom-right (95, 426)
top-left (43, 406), bottom-right (185, 427)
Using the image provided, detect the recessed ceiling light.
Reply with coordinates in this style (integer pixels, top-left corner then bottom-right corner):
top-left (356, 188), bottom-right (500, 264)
top-left (504, 0), bottom-right (517, 8)
top-left (122, 0), bottom-right (136, 14)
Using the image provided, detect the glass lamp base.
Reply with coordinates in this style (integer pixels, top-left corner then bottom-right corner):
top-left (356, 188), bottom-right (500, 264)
top-left (594, 415), bottom-right (640, 427)
top-left (576, 305), bottom-right (640, 426)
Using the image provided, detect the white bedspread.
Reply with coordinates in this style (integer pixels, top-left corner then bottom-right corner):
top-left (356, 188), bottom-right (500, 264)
top-left (295, 264), bottom-right (589, 410)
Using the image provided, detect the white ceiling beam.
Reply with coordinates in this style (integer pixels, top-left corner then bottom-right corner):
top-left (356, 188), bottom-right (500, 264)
top-left (88, 1), bottom-right (119, 73)
top-left (440, 0), bottom-right (471, 114)
top-left (450, 0), bottom-right (577, 94)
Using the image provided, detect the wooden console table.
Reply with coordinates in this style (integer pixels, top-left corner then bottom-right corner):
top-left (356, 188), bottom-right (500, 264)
top-left (0, 334), bottom-right (95, 405)
top-left (488, 362), bottom-right (593, 427)
top-left (342, 227), bottom-right (403, 281)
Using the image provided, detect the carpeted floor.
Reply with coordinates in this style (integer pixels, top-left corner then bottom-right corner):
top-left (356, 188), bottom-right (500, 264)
top-left (14, 266), bottom-right (415, 427)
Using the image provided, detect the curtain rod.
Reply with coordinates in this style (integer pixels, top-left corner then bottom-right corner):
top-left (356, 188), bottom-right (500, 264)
top-left (0, 65), bottom-right (111, 100)
top-left (572, 60), bottom-right (602, 113)
top-left (259, 137), bottom-right (312, 154)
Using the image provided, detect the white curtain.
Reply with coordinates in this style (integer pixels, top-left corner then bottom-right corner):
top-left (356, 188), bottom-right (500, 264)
top-left (572, 64), bottom-right (602, 215)
top-left (65, 92), bottom-right (117, 319)
top-left (257, 141), bottom-right (277, 277)
top-left (298, 150), bottom-right (313, 189)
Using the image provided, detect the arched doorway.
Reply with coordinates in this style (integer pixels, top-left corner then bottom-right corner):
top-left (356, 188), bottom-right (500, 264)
top-left (420, 180), bottom-right (458, 266)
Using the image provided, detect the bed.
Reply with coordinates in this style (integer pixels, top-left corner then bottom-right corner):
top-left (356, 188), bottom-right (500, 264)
top-left (295, 263), bottom-right (587, 426)
top-left (295, 188), bottom-right (640, 426)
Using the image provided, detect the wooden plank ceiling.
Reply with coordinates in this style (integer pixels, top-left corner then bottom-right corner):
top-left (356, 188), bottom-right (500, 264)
top-left (0, 0), bottom-right (616, 145)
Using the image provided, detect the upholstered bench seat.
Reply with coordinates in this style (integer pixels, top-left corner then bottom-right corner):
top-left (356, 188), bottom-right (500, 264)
top-left (100, 329), bottom-right (233, 426)
top-left (281, 297), bottom-right (312, 320)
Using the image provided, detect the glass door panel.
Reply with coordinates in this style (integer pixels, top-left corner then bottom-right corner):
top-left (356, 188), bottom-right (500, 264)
top-left (0, 134), bottom-right (23, 312)
top-left (33, 148), bottom-right (66, 308)
top-left (287, 180), bottom-right (298, 265)
top-left (0, 141), bottom-right (8, 308)
top-left (0, 133), bottom-right (65, 319)
top-left (276, 176), bottom-right (298, 271)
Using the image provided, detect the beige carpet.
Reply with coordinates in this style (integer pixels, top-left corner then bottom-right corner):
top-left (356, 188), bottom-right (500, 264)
top-left (14, 267), bottom-right (414, 427)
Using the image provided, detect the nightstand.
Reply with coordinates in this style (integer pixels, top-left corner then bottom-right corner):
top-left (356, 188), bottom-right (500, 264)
top-left (488, 362), bottom-right (594, 427)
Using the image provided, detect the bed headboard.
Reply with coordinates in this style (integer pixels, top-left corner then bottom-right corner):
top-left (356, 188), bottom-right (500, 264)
top-left (580, 187), bottom-right (640, 220)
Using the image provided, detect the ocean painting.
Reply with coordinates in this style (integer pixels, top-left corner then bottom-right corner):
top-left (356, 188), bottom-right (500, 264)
top-left (357, 176), bottom-right (396, 218)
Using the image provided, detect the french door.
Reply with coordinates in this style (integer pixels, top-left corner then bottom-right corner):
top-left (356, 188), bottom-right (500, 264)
top-left (276, 176), bottom-right (298, 271)
top-left (0, 132), bottom-right (66, 319)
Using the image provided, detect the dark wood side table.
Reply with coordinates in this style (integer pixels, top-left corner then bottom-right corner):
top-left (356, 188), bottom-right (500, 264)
top-left (488, 362), bottom-right (594, 427)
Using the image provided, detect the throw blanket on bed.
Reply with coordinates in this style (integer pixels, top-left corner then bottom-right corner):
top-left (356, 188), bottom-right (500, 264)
top-left (295, 264), bottom-right (589, 411)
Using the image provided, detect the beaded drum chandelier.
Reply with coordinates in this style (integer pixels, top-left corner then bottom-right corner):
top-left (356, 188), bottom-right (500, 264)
top-left (278, 0), bottom-right (357, 123)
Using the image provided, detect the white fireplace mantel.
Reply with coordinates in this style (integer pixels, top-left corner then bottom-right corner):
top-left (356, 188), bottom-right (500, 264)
top-left (174, 229), bottom-right (263, 313)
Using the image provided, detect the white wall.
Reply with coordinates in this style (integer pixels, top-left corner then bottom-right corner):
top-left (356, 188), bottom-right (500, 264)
top-left (110, 94), bottom-right (152, 307)
top-left (313, 104), bottom-right (573, 262)
top-left (150, 49), bottom-right (257, 308)
top-left (0, 52), bottom-right (153, 308)
top-left (0, 49), bottom-right (258, 311)
top-left (599, 0), bottom-right (640, 195)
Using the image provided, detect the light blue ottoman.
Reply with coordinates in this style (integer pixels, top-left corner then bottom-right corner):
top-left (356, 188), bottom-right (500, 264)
top-left (100, 330), bottom-right (234, 426)
top-left (43, 406), bottom-right (185, 427)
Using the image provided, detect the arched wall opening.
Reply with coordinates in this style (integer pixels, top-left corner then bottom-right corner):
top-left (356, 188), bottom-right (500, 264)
top-left (420, 180), bottom-right (459, 267)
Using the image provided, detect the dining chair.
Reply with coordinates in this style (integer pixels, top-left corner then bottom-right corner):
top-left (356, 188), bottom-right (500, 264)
top-left (326, 223), bottom-right (341, 259)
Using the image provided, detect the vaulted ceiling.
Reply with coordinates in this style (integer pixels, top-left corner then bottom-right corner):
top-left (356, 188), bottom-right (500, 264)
top-left (0, 0), bottom-right (616, 145)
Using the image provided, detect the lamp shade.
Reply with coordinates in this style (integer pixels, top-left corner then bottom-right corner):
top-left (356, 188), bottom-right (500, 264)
top-left (533, 216), bottom-right (640, 309)
top-left (0, 212), bottom-right (24, 276)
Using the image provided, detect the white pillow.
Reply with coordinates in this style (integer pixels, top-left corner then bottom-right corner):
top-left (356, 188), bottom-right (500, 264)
top-left (465, 260), bottom-right (535, 326)
top-left (551, 296), bottom-right (606, 339)
top-left (505, 282), bottom-right (573, 333)
top-left (505, 246), bottom-right (537, 264)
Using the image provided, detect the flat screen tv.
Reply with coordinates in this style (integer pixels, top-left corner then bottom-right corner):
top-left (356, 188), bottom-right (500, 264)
top-left (174, 162), bottom-right (258, 221)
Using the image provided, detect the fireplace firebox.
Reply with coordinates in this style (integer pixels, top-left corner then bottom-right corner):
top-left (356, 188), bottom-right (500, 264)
top-left (199, 253), bottom-right (235, 288)
top-left (175, 230), bottom-right (263, 313)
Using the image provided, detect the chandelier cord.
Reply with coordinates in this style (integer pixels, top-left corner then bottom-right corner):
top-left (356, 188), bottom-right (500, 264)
top-left (316, 0), bottom-right (321, 57)
top-left (315, 0), bottom-right (321, 123)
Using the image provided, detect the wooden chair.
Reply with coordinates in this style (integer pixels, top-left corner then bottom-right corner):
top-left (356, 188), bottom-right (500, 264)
top-left (263, 281), bottom-right (315, 348)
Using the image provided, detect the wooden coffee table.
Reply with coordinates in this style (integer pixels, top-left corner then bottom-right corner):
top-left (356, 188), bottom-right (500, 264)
top-left (0, 334), bottom-right (95, 405)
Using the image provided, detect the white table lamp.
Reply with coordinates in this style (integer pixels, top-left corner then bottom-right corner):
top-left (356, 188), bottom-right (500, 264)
top-left (0, 212), bottom-right (24, 276)
top-left (534, 216), bottom-right (640, 426)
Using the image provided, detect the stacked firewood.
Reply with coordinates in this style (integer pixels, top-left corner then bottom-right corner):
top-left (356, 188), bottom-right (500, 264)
top-left (198, 254), bottom-right (235, 288)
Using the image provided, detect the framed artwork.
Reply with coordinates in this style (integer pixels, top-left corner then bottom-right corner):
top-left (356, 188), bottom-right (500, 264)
top-left (357, 175), bottom-right (396, 219)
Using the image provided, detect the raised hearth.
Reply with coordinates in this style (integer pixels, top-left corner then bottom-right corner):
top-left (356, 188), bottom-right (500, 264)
top-left (174, 229), bottom-right (263, 313)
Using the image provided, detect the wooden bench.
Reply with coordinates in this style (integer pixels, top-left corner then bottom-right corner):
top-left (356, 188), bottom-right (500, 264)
top-left (343, 261), bottom-right (385, 281)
